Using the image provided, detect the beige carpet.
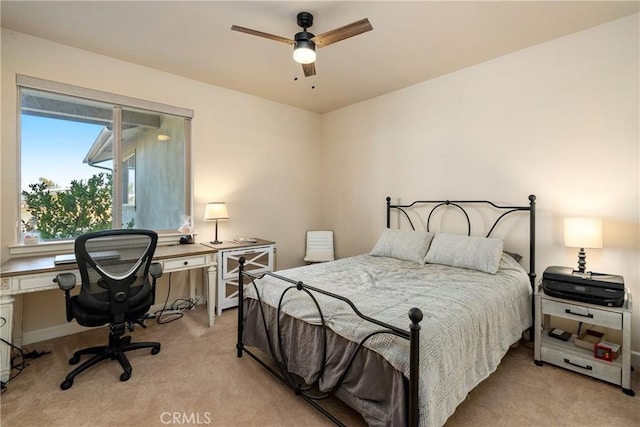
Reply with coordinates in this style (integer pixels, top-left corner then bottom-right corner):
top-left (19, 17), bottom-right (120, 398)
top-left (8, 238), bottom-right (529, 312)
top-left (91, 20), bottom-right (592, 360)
top-left (1, 306), bottom-right (638, 426)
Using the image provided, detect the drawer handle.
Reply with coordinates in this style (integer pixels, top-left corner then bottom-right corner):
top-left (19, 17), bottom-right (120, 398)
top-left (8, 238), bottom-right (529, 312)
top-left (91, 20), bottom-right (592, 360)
top-left (183, 261), bottom-right (189, 266)
top-left (564, 358), bottom-right (593, 371)
top-left (564, 309), bottom-right (593, 318)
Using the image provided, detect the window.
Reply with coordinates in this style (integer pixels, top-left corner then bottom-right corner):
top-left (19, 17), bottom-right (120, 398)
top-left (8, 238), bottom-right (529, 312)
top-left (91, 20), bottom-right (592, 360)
top-left (18, 76), bottom-right (192, 243)
top-left (123, 152), bottom-right (136, 207)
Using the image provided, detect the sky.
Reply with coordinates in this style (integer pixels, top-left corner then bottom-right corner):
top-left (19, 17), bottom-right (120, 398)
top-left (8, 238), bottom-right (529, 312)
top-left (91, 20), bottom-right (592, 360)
top-left (21, 115), bottom-right (109, 192)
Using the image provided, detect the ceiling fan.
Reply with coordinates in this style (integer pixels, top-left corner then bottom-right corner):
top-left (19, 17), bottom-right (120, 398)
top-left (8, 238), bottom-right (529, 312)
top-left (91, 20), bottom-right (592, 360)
top-left (231, 12), bottom-right (373, 77)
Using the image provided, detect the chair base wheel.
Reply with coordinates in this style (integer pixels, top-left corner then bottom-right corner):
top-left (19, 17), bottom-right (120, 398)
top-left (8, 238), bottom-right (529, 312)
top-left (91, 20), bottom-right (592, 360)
top-left (61, 336), bottom-right (160, 387)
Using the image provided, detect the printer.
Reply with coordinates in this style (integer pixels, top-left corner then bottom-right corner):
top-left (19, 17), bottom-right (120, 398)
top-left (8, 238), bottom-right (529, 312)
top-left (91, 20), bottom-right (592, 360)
top-left (542, 266), bottom-right (625, 307)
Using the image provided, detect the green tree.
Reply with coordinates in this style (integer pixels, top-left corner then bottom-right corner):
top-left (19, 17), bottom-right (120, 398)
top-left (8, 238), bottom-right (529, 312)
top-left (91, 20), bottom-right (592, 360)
top-left (21, 173), bottom-right (114, 239)
top-left (38, 177), bottom-right (59, 189)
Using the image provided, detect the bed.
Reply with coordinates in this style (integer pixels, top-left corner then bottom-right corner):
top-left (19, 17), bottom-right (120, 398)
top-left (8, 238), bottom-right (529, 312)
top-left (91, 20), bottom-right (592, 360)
top-left (236, 195), bottom-right (536, 427)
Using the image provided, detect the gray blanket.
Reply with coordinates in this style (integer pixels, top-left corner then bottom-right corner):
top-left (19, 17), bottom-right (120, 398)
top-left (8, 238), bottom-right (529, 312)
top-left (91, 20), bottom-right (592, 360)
top-left (245, 253), bottom-right (532, 427)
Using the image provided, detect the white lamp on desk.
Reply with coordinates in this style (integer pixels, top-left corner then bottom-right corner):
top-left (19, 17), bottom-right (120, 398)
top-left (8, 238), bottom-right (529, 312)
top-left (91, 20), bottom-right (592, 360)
top-left (204, 202), bottom-right (229, 244)
top-left (563, 217), bottom-right (603, 273)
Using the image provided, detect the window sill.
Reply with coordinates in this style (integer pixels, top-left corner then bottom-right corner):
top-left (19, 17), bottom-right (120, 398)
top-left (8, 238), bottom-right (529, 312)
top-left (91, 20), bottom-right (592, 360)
top-left (8, 232), bottom-right (194, 258)
top-left (9, 240), bottom-right (74, 257)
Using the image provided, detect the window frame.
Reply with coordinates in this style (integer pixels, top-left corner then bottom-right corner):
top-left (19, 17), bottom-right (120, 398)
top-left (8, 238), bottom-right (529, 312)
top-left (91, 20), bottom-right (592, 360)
top-left (14, 75), bottom-right (193, 251)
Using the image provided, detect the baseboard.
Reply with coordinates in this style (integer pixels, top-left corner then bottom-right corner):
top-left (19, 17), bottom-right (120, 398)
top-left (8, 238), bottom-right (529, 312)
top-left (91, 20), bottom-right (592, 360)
top-left (20, 299), bottom-right (204, 346)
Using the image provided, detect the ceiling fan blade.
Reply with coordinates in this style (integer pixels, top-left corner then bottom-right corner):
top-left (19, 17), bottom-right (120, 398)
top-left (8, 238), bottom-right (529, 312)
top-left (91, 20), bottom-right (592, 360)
top-left (302, 62), bottom-right (316, 77)
top-left (231, 25), bottom-right (294, 45)
top-left (312, 18), bottom-right (373, 48)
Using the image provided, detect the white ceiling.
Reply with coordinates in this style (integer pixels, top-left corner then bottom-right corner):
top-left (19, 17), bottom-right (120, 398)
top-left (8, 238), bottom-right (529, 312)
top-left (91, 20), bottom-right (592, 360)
top-left (2, 1), bottom-right (638, 113)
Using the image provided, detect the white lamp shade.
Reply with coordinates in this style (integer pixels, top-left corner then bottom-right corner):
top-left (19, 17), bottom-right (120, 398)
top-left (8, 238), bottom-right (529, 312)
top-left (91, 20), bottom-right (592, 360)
top-left (563, 217), bottom-right (603, 249)
top-left (204, 202), bottom-right (229, 221)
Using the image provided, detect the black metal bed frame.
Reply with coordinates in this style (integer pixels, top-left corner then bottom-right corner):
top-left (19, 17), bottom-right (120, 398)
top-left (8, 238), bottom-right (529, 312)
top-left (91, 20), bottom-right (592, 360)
top-left (236, 194), bottom-right (536, 427)
top-left (387, 195), bottom-right (537, 292)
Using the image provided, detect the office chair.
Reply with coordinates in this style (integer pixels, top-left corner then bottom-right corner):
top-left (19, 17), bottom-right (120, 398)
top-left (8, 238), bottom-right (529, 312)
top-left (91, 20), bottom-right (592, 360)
top-left (55, 229), bottom-right (163, 390)
top-left (303, 230), bottom-right (335, 263)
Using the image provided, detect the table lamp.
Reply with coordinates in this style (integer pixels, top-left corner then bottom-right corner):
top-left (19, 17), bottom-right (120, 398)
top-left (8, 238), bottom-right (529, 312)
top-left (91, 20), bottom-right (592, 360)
top-left (204, 202), bottom-right (229, 244)
top-left (563, 217), bottom-right (603, 273)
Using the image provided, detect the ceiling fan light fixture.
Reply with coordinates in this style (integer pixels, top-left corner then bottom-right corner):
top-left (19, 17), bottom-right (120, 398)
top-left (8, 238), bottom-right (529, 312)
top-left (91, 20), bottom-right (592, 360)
top-left (293, 39), bottom-right (316, 64)
top-left (231, 12), bottom-right (372, 78)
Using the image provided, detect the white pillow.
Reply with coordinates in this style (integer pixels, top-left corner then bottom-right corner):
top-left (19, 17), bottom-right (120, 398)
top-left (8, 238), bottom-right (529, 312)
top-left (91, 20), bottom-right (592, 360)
top-left (370, 229), bottom-right (434, 263)
top-left (425, 233), bottom-right (504, 274)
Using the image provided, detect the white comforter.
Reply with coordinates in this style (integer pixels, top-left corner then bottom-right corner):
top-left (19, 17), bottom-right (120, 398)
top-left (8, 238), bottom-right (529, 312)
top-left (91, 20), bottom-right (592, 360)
top-left (245, 253), bottom-right (532, 427)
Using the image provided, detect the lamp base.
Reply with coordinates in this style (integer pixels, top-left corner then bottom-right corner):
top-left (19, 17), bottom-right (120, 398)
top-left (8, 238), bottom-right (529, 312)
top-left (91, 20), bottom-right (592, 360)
top-left (576, 248), bottom-right (587, 273)
top-left (210, 220), bottom-right (223, 245)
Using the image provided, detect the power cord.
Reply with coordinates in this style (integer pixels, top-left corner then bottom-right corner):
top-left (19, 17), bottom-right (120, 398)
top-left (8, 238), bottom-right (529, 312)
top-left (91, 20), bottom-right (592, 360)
top-left (0, 337), bottom-right (50, 393)
top-left (150, 272), bottom-right (199, 324)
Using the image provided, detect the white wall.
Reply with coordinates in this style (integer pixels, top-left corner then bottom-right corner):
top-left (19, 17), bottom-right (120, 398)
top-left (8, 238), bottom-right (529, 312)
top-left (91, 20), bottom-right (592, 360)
top-left (1, 29), bottom-right (323, 333)
top-left (2, 14), bottom-right (639, 354)
top-left (321, 15), bottom-right (640, 353)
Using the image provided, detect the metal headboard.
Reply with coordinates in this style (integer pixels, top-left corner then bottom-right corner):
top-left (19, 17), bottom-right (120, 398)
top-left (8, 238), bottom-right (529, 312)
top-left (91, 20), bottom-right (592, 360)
top-left (386, 195), bottom-right (537, 290)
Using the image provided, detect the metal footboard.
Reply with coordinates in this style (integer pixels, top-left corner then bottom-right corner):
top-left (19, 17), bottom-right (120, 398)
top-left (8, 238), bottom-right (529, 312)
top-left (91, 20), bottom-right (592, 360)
top-left (236, 259), bottom-right (423, 427)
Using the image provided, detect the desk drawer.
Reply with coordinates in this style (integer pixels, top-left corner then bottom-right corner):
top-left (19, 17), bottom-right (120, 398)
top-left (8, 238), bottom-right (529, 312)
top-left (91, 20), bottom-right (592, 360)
top-left (14, 271), bottom-right (78, 294)
top-left (162, 255), bottom-right (208, 272)
top-left (543, 299), bottom-right (622, 329)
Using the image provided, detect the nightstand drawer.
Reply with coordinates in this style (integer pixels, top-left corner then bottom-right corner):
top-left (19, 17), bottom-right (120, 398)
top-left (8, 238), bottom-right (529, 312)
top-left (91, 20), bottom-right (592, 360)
top-left (221, 246), bottom-right (273, 280)
top-left (543, 299), bottom-right (622, 329)
top-left (541, 339), bottom-right (621, 385)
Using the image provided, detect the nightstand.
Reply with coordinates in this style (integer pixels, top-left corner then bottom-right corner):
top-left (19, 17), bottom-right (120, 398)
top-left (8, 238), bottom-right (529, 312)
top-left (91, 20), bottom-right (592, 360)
top-left (534, 284), bottom-right (634, 396)
top-left (211, 239), bottom-right (275, 316)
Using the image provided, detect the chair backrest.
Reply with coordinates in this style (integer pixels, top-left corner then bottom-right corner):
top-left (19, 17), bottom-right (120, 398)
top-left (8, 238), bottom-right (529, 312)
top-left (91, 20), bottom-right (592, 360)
top-left (74, 229), bottom-right (158, 321)
top-left (303, 230), bottom-right (335, 262)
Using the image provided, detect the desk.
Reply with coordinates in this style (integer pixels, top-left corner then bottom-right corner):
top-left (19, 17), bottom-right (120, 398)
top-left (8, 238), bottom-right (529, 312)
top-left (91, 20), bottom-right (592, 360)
top-left (0, 242), bottom-right (217, 382)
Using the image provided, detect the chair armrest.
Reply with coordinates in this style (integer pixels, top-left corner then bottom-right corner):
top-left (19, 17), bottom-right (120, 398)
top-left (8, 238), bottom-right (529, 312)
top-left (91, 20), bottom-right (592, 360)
top-left (55, 272), bottom-right (77, 291)
top-left (149, 262), bottom-right (163, 279)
